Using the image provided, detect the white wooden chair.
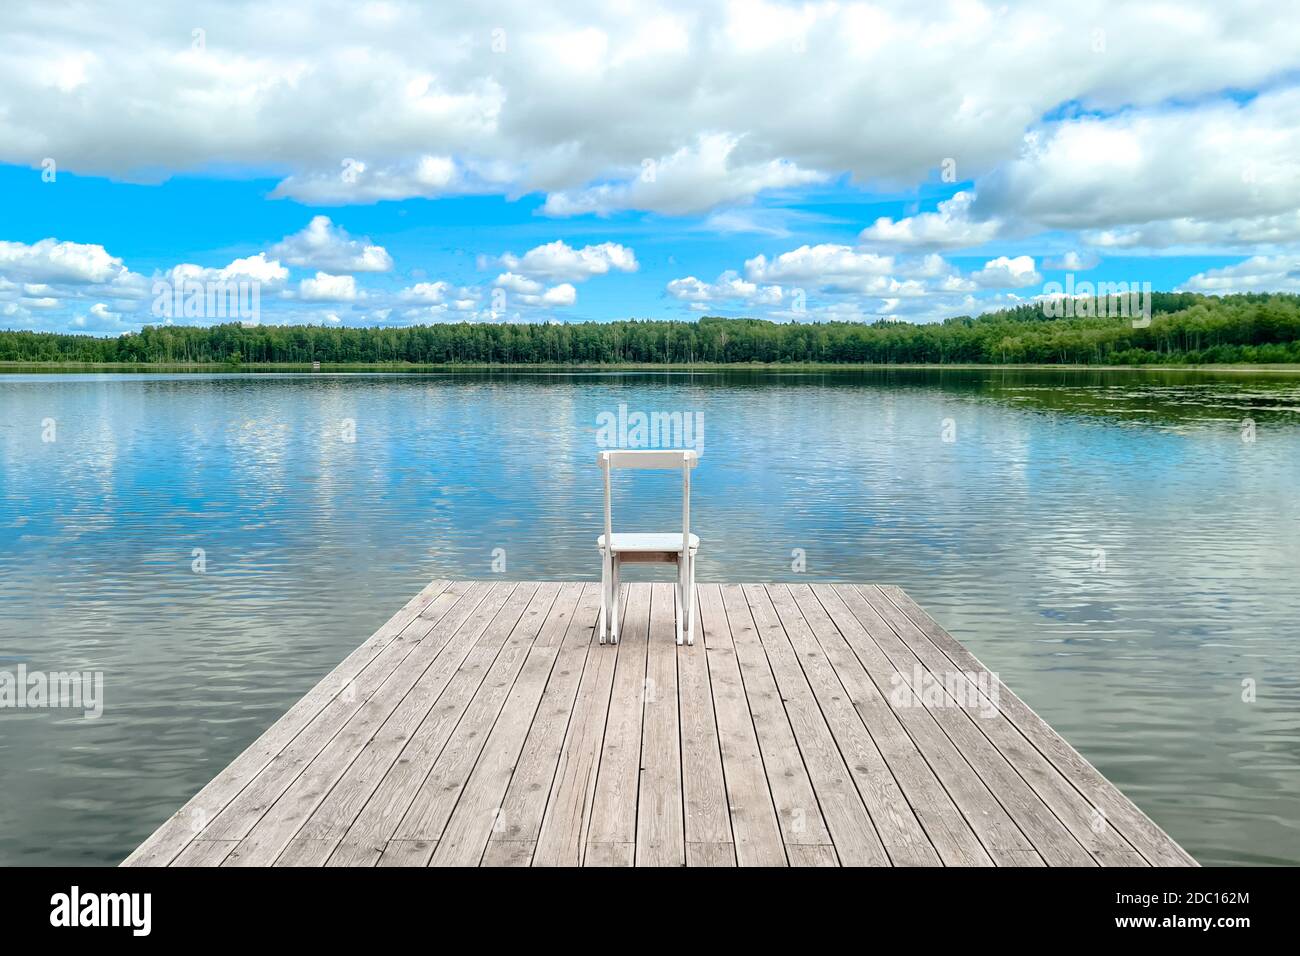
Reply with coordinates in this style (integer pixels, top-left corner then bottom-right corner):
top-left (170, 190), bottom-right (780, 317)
top-left (597, 449), bottom-right (699, 646)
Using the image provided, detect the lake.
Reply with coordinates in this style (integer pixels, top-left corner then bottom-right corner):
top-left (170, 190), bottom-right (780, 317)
top-left (1, 367), bottom-right (1298, 866)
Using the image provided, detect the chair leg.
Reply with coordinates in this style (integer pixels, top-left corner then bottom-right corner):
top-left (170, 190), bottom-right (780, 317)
top-left (685, 551), bottom-right (696, 646)
top-left (610, 555), bottom-right (621, 645)
top-left (603, 548), bottom-right (613, 647)
top-left (675, 557), bottom-right (685, 646)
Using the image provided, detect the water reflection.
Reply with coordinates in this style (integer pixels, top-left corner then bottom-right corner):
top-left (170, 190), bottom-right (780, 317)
top-left (0, 368), bottom-right (1297, 865)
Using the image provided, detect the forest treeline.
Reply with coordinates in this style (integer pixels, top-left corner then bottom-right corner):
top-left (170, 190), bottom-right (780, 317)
top-left (3, 292), bottom-right (1300, 366)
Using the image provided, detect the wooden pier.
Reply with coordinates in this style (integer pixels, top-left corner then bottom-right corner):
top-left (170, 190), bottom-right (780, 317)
top-left (123, 581), bottom-right (1195, 867)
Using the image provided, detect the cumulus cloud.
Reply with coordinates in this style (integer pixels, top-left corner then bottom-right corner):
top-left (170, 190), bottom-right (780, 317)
top-left (271, 156), bottom-right (517, 204)
top-left (5, 2), bottom-right (1297, 221)
top-left (492, 271), bottom-right (576, 307)
top-left (970, 255), bottom-right (1041, 288)
top-left (541, 133), bottom-right (825, 217)
top-left (1083, 210), bottom-right (1300, 251)
top-left (493, 272), bottom-right (544, 295)
top-left (860, 89), bottom-right (1300, 256)
top-left (975, 88), bottom-right (1300, 237)
top-left (744, 244), bottom-right (895, 292)
top-left (541, 282), bottom-right (577, 306)
top-left (859, 192), bottom-right (1003, 250)
top-left (398, 281), bottom-right (452, 303)
top-left (270, 216), bottom-right (393, 272)
top-left (299, 272), bottom-right (360, 301)
top-left (498, 241), bottom-right (637, 281)
top-left (1042, 250), bottom-right (1100, 271)
top-left (666, 271), bottom-right (784, 309)
top-left (1177, 255), bottom-right (1300, 294)
top-left (8, 2), bottom-right (1300, 333)
top-left (0, 238), bottom-right (131, 284)
top-left (69, 302), bottom-right (130, 332)
top-left (167, 253), bottom-right (289, 287)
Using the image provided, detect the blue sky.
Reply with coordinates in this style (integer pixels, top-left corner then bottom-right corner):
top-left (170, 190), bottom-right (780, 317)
top-left (1, 1), bottom-right (1297, 334)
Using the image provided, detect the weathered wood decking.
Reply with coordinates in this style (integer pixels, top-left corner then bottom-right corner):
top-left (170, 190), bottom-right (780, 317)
top-left (123, 581), bottom-right (1195, 867)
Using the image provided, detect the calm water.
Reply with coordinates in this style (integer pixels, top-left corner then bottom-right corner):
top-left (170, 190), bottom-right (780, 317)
top-left (1, 368), bottom-right (1298, 866)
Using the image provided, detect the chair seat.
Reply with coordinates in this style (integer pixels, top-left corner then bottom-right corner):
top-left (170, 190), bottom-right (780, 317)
top-left (597, 532), bottom-right (699, 553)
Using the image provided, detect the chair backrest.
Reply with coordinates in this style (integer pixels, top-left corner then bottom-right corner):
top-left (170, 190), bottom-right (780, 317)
top-left (598, 450), bottom-right (698, 548)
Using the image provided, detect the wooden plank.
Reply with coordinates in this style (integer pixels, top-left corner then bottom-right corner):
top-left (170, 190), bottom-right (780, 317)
top-left (854, 585), bottom-right (1148, 866)
top-left (686, 842), bottom-right (736, 867)
top-left (831, 585), bottom-right (1094, 867)
top-left (585, 842), bottom-right (634, 867)
top-left (879, 585), bottom-right (1196, 867)
top-left (393, 583), bottom-right (564, 846)
top-left (170, 839), bottom-right (237, 867)
top-left (274, 837), bottom-right (339, 867)
top-left (787, 845), bottom-right (839, 867)
top-left (127, 579), bottom-right (1186, 870)
top-left (677, 587), bottom-right (734, 854)
top-left (813, 583), bottom-right (1051, 865)
top-left (696, 584), bottom-right (786, 867)
top-left (204, 581), bottom-right (473, 857)
top-left (584, 582), bottom-right (652, 864)
top-left (763, 584), bottom-right (939, 866)
top-left (635, 582), bottom-right (686, 866)
top-left (377, 839), bottom-right (435, 867)
top-left (741, 584), bottom-right (889, 866)
top-left (485, 584), bottom-right (600, 858)
top-left (789, 584), bottom-right (995, 866)
top-left (430, 583), bottom-right (586, 865)
top-left (719, 585), bottom-right (834, 857)
top-left (221, 582), bottom-right (497, 866)
top-left (480, 840), bottom-right (535, 867)
top-left (260, 581), bottom-right (504, 866)
top-left (532, 586), bottom-right (626, 867)
top-left (322, 583), bottom-right (541, 866)
top-left (123, 578), bottom-right (453, 866)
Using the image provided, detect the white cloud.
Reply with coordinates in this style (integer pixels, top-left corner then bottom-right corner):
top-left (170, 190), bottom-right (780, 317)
top-left (490, 272), bottom-right (577, 307)
top-left (976, 88), bottom-right (1300, 238)
top-left (7, 2), bottom-right (1295, 221)
top-left (0, 238), bottom-right (130, 284)
top-left (1042, 250), bottom-right (1100, 271)
top-left (745, 244), bottom-right (895, 290)
top-left (9, 3), bottom-right (1300, 334)
top-left (970, 255), bottom-right (1041, 288)
top-left (541, 283), bottom-right (576, 306)
top-left (541, 133), bottom-right (825, 217)
top-left (270, 156), bottom-right (514, 204)
top-left (399, 280), bottom-right (452, 303)
top-left (666, 271), bottom-right (783, 307)
top-left (168, 253), bottom-right (288, 287)
top-left (1083, 209), bottom-right (1300, 251)
top-left (1177, 255), bottom-right (1300, 294)
top-left (859, 192), bottom-right (1003, 250)
top-left (493, 272), bottom-right (543, 295)
top-left (270, 216), bottom-right (393, 272)
top-left (299, 272), bottom-right (360, 301)
top-left (69, 301), bottom-right (130, 332)
top-left (498, 241), bottom-right (637, 281)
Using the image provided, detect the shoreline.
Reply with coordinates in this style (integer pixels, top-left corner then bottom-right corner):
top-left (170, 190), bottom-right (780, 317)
top-left (3, 361), bottom-right (1300, 374)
